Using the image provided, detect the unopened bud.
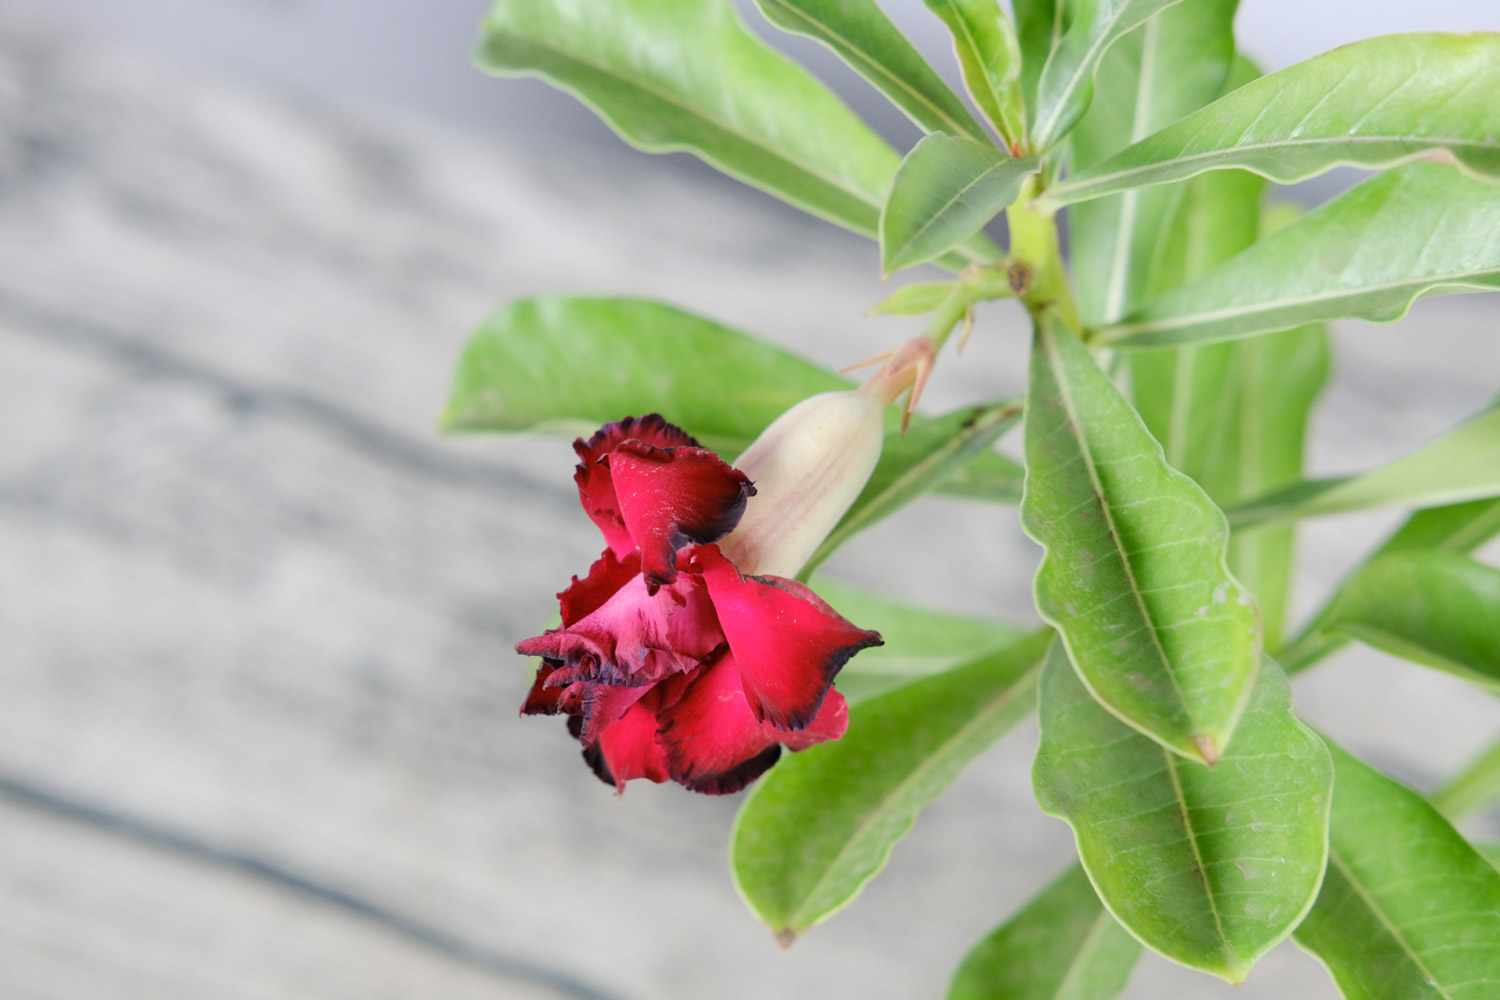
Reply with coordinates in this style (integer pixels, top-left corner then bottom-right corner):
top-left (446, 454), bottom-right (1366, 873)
top-left (717, 338), bottom-right (934, 578)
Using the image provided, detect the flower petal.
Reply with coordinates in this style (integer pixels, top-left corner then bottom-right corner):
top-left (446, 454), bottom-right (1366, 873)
top-left (656, 652), bottom-right (849, 795)
top-left (577, 681), bottom-right (652, 746)
top-left (696, 546), bottom-right (881, 730)
top-left (520, 660), bottom-right (581, 716)
top-left (573, 415), bottom-right (701, 557)
top-left (515, 571), bottom-right (723, 687)
top-left (558, 549), bottom-right (640, 627)
top-left (609, 442), bottom-right (754, 590)
top-left (578, 701), bottom-right (669, 792)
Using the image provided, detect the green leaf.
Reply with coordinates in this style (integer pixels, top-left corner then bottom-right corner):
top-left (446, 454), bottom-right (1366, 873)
top-left (476, 0), bottom-right (898, 241)
top-left (1227, 406), bottom-right (1500, 530)
top-left (1046, 33), bottom-right (1500, 208)
top-left (808, 579), bottom-right (1029, 701)
top-left (1104, 163), bottom-right (1500, 347)
top-left (1034, 645), bottom-right (1332, 983)
top-left (1294, 740), bottom-right (1500, 1000)
top-left (923, 0), bottom-right (1027, 147)
top-left (732, 631), bottom-right (1053, 938)
top-left (947, 864), bottom-right (1141, 1000)
top-left (1479, 843), bottom-right (1500, 870)
top-left (753, 0), bottom-right (988, 140)
top-left (1021, 317), bottom-right (1260, 764)
top-left (803, 400), bottom-right (1023, 576)
top-left (1028, 0), bottom-right (1188, 150)
top-left (1326, 552), bottom-right (1500, 689)
top-left (1432, 736), bottom-right (1500, 822)
top-left (1013, 0), bottom-right (1069, 115)
top-left (1279, 497), bottom-right (1500, 674)
top-left (1067, 0), bottom-right (1240, 326)
top-left (881, 135), bottom-right (1040, 274)
top-left (868, 281), bottom-right (960, 315)
top-left (443, 295), bottom-right (1020, 503)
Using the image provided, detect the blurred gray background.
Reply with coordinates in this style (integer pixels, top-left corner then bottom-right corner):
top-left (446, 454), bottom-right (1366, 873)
top-left (2, 1), bottom-right (1497, 999)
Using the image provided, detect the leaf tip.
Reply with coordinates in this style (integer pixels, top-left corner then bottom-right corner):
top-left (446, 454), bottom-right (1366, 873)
top-left (1194, 735), bottom-right (1220, 767)
top-left (774, 928), bottom-right (799, 949)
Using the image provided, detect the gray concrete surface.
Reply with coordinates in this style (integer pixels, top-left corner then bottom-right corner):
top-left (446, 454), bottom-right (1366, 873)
top-left (1, 9), bottom-right (1498, 1000)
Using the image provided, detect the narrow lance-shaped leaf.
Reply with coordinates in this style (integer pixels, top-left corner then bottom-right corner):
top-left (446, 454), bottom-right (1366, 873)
top-left (1294, 740), bottom-right (1500, 1000)
top-left (808, 580), bottom-right (1030, 701)
top-left (1226, 405), bottom-right (1500, 530)
top-left (1033, 645), bottom-right (1332, 983)
top-left (1068, 0), bottom-right (1240, 326)
top-left (1028, 0), bottom-right (1188, 151)
top-left (442, 296), bottom-right (1020, 503)
top-left (869, 281), bottom-right (960, 315)
top-left (923, 0), bottom-right (1027, 147)
top-left (1021, 316), bottom-right (1260, 763)
top-left (881, 135), bottom-right (1040, 274)
top-left (1045, 33), bottom-right (1500, 208)
top-left (1013, 0), bottom-right (1070, 115)
top-left (732, 631), bottom-right (1052, 939)
top-left (1325, 552), bottom-right (1500, 690)
top-left (947, 863), bottom-right (1141, 1000)
top-left (1279, 496), bottom-right (1500, 674)
top-left (802, 400), bottom-right (1022, 576)
top-left (1104, 163), bottom-right (1500, 348)
top-left (752, 0), bottom-right (988, 141)
top-left (476, 0), bottom-right (987, 266)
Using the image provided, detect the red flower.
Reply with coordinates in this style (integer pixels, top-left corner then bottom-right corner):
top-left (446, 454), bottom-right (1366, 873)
top-left (517, 414), bottom-right (882, 794)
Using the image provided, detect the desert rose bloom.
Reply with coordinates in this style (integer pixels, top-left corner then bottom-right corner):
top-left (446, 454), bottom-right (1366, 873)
top-left (517, 341), bottom-right (931, 794)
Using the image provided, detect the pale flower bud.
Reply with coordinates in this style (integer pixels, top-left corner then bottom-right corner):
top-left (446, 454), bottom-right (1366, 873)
top-left (717, 338), bottom-right (934, 578)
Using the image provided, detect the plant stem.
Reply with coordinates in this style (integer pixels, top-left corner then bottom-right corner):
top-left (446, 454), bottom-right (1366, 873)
top-left (1005, 178), bottom-right (1081, 334)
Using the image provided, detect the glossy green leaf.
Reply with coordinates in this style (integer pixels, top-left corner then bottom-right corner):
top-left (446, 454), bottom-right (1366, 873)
top-left (809, 579), bottom-right (1030, 701)
top-left (869, 281), bottom-right (960, 315)
top-left (803, 400), bottom-right (1023, 576)
top-left (948, 864), bottom-right (1141, 1000)
top-left (1279, 497), bottom-right (1500, 674)
top-left (753, 0), bottom-right (988, 140)
top-left (732, 631), bottom-right (1053, 938)
top-left (443, 296), bottom-right (1021, 503)
top-left (1432, 736), bottom-right (1500, 822)
top-left (1326, 552), bottom-right (1500, 689)
top-left (476, 0), bottom-right (899, 241)
top-left (1227, 406), bottom-right (1500, 530)
top-left (923, 0), bottom-right (1027, 147)
top-left (1034, 645), bottom-right (1332, 983)
top-left (1477, 843), bottom-right (1500, 870)
top-left (1021, 317), bottom-right (1260, 763)
top-left (1134, 199), bottom-right (1330, 648)
top-left (1068, 0), bottom-right (1240, 326)
top-left (1028, 0), bottom-right (1187, 150)
top-left (1294, 741), bottom-right (1500, 1000)
top-left (1046, 33), bottom-right (1500, 208)
top-left (1013, 0), bottom-right (1068, 114)
top-left (881, 135), bottom-right (1040, 274)
top-left (1104, 164), bottom-right (1500, 347)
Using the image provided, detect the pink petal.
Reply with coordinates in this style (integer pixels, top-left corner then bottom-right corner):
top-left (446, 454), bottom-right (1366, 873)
top-left (609, 441), bottom-right (754, 591)
top-left (515, 570), bottom-right (723, 687)
top-left (576, 682), bottom-right (652, 746)
top-left (558, 549), bottom-right (640, 627)
top-left (696, 546), bottom-right (881, 730)
top-left (520, 660), bottom-right (582, 716)
top-left (656, 652), bottom-right (849, 795)
top-left (573, 415), bottom-right (700, 557)
top-left (581, 701), bottom-right (669, 792)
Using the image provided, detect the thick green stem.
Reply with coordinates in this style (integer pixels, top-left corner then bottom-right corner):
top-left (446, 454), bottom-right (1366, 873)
top-left (1005, 179), bottom-right (1080, 334)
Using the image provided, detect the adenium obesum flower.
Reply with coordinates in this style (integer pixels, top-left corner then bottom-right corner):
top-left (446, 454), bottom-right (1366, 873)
top-left (517, 340), bottom-right (933, 794)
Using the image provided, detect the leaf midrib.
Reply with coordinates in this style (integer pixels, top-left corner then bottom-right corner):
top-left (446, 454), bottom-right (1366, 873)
top-left (1326, 848), bottom-right (1457, 1000)
top-left (760, 0), bottom-right (979, 139)
top-left (1108, 268), bottom-right (1500, 340)
top-left (786, 655), bottom-right (1044, 929)
top-left (1163, 747), bottom-right (1235, 970)
top-left (887, 154), bottom-right (1033, 268)
top-left (1052, 133), bottom-right (1500, 204)
top-left (1042, 326), bottom-right (1200, 742)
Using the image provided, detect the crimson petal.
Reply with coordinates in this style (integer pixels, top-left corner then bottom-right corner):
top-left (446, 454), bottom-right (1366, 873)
top-left (515, 571), bottom-right (723, 687)
top-left (573, 415), bottom-right (700, 557)
top-left (558, 549), bottom-right (640, 627)
top-left (697, 546), bottom-right (881, 730)
top-left (580, 700), bottom-right (669, 792)
top-left (656, 652), bottom-right (849, 795)
top-left (609, 441), bottom-right (754, 591)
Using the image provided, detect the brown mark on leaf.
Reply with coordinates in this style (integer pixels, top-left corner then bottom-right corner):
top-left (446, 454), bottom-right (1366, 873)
top-left (1194, 734), bottom-right (1220, 766)
top-left (775, 928), bottom-right (798, 949)
top-left (1008, 260), bottom-right (1034, 295)
top-left (1418, 148), bottom-right (1460, 167)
